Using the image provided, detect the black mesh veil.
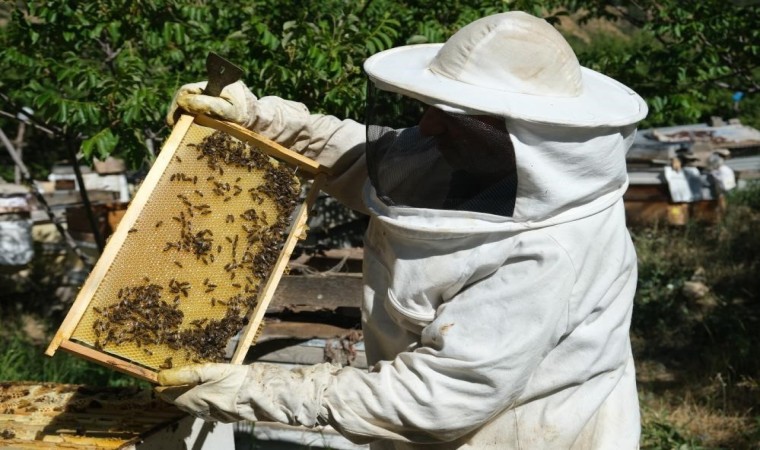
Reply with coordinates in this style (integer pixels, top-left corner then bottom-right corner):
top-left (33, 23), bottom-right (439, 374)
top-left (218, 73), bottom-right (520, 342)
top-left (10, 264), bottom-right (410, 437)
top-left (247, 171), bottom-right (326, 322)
top-left (365, 82), bottom-right (518, 216)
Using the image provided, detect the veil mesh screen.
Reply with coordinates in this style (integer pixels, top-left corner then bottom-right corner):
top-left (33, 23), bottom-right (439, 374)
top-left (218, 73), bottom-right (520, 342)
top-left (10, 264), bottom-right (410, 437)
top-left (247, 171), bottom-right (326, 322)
top-left (365, 84), bottom-right (518, 216)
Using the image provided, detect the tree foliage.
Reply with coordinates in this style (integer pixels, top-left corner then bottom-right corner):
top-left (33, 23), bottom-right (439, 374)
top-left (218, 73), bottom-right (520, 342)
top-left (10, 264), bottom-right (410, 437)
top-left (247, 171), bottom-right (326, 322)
top-left (559, 1), bottom-right (760, 126)
top-left (0, 0), bottom-right (758, 175)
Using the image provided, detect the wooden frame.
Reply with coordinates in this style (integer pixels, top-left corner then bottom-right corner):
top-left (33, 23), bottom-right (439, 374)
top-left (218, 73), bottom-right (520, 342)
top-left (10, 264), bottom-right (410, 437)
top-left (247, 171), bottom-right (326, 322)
top-left (46, 115), bottom-right (328, 383)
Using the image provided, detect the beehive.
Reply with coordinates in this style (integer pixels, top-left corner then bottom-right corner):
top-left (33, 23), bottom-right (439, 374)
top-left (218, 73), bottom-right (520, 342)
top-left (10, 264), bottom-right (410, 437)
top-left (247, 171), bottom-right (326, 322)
top-left (0, 381), bottom-right (185, 448)
top-left (46, 115), bottom-right (326, 382)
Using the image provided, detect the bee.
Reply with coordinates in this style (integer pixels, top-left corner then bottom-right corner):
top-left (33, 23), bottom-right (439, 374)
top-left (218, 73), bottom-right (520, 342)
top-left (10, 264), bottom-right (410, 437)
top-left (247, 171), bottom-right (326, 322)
top-left (159, 357), bottom-right (173, 370)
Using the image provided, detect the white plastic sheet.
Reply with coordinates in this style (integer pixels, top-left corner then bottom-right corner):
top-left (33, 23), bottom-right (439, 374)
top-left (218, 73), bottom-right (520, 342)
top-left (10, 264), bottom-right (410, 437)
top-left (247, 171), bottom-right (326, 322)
top-left (0, 218), bottom-right (34, 266)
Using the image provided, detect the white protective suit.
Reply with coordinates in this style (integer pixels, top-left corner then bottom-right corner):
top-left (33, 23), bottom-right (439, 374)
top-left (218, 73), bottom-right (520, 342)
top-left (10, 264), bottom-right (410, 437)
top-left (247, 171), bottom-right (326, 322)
top-left (159, 11), bottom-right (644, 449)
top-left (161, 94), bottom-right (641, 449)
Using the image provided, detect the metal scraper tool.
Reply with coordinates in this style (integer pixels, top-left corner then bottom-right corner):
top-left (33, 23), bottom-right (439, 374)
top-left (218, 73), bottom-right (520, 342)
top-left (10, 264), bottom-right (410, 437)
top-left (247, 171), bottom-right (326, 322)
top-left (203, 52), bottom-right (244, 97)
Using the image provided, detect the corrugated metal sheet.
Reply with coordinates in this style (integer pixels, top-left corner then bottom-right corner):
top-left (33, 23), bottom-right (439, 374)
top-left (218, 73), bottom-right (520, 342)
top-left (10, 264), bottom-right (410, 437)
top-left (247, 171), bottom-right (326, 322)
top-left (628, 122), bottom-right (760, 163)
top-left (726, 156), bottom-right (760, 173)
top-left (642, 123), bottom-right (760, 146)
top-left (628, 169), bottom-right (666, 185)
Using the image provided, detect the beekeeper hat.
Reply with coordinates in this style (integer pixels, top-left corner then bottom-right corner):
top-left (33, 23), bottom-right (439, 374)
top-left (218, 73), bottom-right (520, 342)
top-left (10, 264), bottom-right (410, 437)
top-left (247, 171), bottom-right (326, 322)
top-left (364, 11), bottom-right (648, 127)
top-left (713, 148), bottom-right (731, 158)
top-left (675, 147), bottom-right (700, 160)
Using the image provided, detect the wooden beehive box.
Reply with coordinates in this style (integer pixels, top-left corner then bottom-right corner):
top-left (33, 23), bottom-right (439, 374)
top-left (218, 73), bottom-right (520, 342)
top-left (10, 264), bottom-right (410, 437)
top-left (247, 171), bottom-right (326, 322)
top-left (46, 114), bottom-right (327, 383)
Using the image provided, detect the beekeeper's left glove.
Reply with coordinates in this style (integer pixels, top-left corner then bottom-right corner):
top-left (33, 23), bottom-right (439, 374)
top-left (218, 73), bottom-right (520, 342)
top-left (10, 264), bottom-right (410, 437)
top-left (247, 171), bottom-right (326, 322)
top-left (166, 80), bottom-right (255, 126)
top-left (156, 362), bottom-right (339, 425)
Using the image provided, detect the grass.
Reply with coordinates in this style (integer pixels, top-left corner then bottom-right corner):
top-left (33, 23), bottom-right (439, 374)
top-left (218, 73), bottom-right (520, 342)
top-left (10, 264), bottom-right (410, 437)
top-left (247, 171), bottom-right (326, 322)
top-left (632, 183), bottom-right (760, 449)
top-left (0, 239), bottom-right (148, 389)
top-left (1, 184), bottom-right (759, 448)
top-left (0, 314), bottom-right (148, 387)
top-left (0, 328), bottom-right (146, 388)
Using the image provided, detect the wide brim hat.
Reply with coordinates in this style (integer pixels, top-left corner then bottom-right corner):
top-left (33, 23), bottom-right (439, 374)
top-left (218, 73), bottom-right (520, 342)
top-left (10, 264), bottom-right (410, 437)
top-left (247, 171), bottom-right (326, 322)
top-left (364, 12), bottom-right (648, 127)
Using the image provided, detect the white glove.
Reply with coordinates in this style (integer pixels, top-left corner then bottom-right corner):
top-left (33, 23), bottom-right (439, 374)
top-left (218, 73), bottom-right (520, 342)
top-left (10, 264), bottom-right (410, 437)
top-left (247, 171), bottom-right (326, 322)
top-left (157, 362), bottom-right (340, 425)
top-left (165, 81), bottom-right (311, 147)
top-left (166, 80), bottom-right (256, 126)
top-left (156, 363), bottom-right (248, 422)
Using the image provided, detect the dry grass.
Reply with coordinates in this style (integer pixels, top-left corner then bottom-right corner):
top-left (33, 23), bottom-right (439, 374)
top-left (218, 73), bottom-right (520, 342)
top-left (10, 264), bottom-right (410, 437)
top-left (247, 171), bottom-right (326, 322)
top-left (641, 396), bottom-right (757, 449)
top-left (638, 355), bottom-right (760, 449)
top-left (557, 14), bottom-right (630, 44)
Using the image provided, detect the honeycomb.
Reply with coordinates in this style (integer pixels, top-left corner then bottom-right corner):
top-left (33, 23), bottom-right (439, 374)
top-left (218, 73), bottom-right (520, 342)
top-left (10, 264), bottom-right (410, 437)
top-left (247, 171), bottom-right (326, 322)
top-left (0, 381), bottom-right (184, 447)
top-left (69, 122), bottom-right (302, 372)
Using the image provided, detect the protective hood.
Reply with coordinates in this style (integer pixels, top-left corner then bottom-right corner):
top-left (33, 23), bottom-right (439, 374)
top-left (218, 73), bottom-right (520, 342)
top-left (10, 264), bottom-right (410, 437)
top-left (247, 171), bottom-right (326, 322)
top-left (364, 119), bottom-right (636, 234)
top-left (508, 120), bottom-right (636, 225)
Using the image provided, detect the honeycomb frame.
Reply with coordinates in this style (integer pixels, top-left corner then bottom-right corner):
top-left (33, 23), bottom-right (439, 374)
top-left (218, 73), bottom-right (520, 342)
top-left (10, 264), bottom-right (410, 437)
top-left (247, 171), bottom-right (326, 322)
top-left (46, 114), bottom-right (326, 383)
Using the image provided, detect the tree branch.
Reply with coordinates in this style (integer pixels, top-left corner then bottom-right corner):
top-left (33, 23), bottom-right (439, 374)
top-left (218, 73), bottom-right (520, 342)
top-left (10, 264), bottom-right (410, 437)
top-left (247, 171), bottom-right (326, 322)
top-left (0, 110), bottom-right (56, 136)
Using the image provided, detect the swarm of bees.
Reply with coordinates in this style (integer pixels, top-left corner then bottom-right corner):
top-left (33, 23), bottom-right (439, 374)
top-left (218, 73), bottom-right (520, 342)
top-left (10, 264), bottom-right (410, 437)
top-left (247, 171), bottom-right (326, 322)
top-left (91, 131), bottom-right (301, 365)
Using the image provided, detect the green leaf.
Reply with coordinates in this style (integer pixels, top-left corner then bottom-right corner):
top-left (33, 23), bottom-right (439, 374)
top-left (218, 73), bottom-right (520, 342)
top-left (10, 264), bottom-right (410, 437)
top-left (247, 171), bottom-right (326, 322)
top-left (81, 128), bottom-right (119, 160)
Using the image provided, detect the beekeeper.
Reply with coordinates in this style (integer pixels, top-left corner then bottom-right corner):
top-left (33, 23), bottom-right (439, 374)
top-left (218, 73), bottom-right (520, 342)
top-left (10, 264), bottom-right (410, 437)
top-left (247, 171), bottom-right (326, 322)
top-left (707, 149), bottom-right (737, 194)
top-left (159, 11), bottom-right (648, 449)
top-left (707, 148), bottom-right (736, 214)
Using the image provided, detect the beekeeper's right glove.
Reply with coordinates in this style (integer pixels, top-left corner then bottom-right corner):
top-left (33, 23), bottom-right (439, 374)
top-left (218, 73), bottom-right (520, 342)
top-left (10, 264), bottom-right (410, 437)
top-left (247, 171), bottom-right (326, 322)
top-left (156, 362), bottom-right (339, 425)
